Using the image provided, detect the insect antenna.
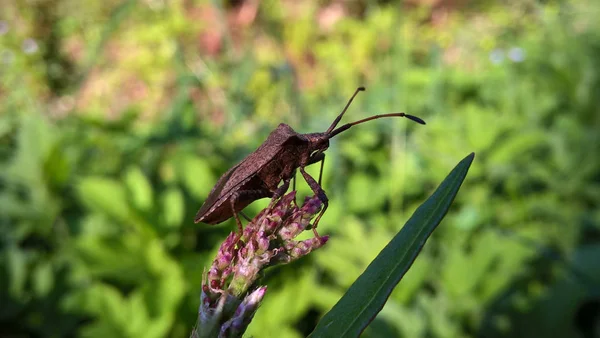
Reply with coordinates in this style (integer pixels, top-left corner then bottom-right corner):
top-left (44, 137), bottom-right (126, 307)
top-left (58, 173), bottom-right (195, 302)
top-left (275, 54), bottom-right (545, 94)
top-left (328, 112), bottom-right (426, 139)
top-left (325, 87), bottom-right (366, 134)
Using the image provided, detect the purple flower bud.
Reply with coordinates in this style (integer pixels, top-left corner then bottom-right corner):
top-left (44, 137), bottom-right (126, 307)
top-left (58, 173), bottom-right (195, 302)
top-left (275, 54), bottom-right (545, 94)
top-left (318, 235), bottom-right (330, 245)
top-left (210, 279), bottom-right (221, 290)
top-left (278, 225), bottom-right (293, 240)
top-left (301, 196), bottom-right (323, 214)
top-left (222, 265), bottom-right (233, 277)
top-left (278, 220), bottom-right (305, 240)
top-left (269, 207), bottom-right (287, 223)
top-left (220, 286), bottom-right (267, 336)
top-left (263, 217), bottom-right (279, 232)
top-left (256, 232), bottom-right (270, 252)
top-left (291, 241), bottom-right (310, 258)
top-left (278, 191), bottom-right (296, 207)
top-left (207, 266), bottom-right (219, 282)
top-left (289, 235), bottom-right (329, 260)
top-left (221, 232), bottom-right (237, 249)
top-left (239, 245), bottom-right (249, 257)
top-left (242, 224), bottom-right (255, 239)
top-left (215, 251), bottom-right (233, 270)
top-left (196, 191), bottom-right (328, 337)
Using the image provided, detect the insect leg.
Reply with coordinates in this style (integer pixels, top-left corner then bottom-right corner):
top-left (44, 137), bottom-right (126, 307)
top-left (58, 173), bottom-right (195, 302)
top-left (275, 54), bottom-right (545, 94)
top-left (229, 193), bottom-right (245, 236)
top-left (299, 166), bottom-right (327, 239)
top-left (292, 171), bottom-right (297, 205)
top-left (230, 189), bottom-right (272, 235)
top-left (318, 155), bottom-right (325, 186)
top-left (268, 177), bottom-right (292, 209)
top-left (307, 152), bottom-right (326, 185)
top-left (273, 177), bottom-right (292, 200)
top-left (240, 211), bottom-right (252, 222)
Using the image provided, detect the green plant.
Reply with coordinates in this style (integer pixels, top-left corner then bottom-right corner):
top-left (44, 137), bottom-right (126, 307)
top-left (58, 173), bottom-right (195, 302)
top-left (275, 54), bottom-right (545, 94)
top-left (1, 1), bottom-right (599, 337)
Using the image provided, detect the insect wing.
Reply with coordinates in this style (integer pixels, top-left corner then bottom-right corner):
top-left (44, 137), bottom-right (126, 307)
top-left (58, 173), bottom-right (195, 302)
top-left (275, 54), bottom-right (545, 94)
top-left (194, 124), bottom-right (300, 223)
top-left (194, 162), bottom-right (241, 222)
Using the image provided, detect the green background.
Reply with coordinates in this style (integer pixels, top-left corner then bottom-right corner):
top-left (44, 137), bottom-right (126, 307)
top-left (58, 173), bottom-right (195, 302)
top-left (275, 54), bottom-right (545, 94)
top-left (1, 0), bottom-right (599, 337)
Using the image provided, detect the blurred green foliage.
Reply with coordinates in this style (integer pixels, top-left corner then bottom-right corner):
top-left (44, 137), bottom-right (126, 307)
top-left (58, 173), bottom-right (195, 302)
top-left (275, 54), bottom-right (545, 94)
top-left (1, 0), bottom-right (599, 337)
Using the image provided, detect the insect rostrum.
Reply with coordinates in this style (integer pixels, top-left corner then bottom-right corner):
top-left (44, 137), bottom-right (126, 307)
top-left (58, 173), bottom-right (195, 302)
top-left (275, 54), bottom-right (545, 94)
top-left (194, 87), bottom-right (425, 240)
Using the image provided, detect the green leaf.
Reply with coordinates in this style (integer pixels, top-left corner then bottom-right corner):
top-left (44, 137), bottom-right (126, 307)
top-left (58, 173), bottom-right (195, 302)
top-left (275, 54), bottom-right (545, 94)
top-left (43, 142), bottom-right (72, 189)
top-left (124, 166), bottom-right (154, 212)
top-left (176, 156), bottom-right (216, 199)
top-left (161, 187), bottom-right (184, 228)
top-left (7, 247), bottom-right (27, 298)
top-left (347, 173), bottom-right (385, 213)
top-left (77, 177), bottom-right (132, 222)
top-left (309, 152), bottom-right (475, 338)
top-left (33, 261), bottom-right (54, 297)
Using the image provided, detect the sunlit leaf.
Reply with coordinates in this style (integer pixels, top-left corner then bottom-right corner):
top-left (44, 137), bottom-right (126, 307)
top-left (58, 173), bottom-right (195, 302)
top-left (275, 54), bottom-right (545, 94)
top-left (33, 261), bottom-right (54, 297)
top-left (124, 166), bottom-right (154, 212)
top-left (161, 187), bottom-right (184, 228)
top-left (77, 177), bottom-right (132, 222)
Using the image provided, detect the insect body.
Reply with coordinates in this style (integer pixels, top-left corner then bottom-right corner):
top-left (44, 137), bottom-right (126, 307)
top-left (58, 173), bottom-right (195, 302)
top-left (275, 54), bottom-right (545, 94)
top-left (194, 87), bottom-right (425, 238)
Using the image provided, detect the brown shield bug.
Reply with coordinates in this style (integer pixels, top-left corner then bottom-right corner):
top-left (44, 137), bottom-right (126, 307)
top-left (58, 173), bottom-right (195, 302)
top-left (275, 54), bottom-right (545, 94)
top-left (194, 87), bottom-right (425, 239)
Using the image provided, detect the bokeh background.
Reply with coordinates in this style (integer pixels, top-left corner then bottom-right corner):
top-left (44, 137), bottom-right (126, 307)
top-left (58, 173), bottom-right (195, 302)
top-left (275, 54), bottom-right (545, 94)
top-left (1, 0), bottom-right (599, 337)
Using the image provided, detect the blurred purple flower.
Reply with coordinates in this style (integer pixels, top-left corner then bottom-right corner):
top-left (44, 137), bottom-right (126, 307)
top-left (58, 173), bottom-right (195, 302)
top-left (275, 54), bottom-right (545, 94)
top-left (193, 191), bottom-right (328, 338)
top-left (508, 47), bottom-right (525, 62)
top-left (489, 49), bottom-right (504, 65)
top-left (22, 38), bottom-right (38, 54)
top-left (0, 21), bottom-right (8, 35)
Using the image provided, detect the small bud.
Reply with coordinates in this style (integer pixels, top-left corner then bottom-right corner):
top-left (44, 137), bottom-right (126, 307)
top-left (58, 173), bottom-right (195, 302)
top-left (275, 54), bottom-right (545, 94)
top-left (301, 196), bottom-right (323, 215)
top-left (256, 232), bottom-right (270, 252)
top-left (219, 286), bottom-right (267, 337)
top-left (215, 251), bottom-right (233, 270)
